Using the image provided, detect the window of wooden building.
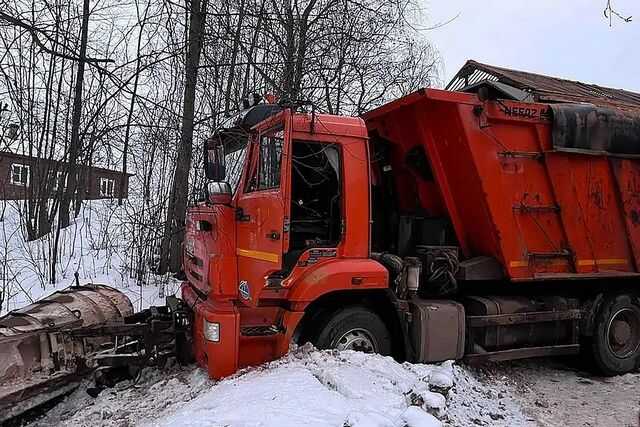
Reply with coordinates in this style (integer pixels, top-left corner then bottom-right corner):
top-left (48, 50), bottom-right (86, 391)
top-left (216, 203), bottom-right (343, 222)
top-left (10, 164), bottom-right (30, 187)
top-left (53, 171), bottom-right (67, 191)
top-left (99, 177), bottom-right (115, 197)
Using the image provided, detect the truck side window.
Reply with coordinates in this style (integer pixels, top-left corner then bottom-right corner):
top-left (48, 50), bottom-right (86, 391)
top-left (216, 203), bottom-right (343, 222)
top-left (289, 141), bottom-right (342, 249)
top-left (245, 127), bottom-right (283, 192)
top-left (258, 130), bottom-right (283, 190)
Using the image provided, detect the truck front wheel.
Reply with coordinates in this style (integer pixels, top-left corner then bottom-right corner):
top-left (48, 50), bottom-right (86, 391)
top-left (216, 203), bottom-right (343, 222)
top-left (314, 307), bottom-right (392, 355)
top-left (591, 293), bottom-right (640, 376)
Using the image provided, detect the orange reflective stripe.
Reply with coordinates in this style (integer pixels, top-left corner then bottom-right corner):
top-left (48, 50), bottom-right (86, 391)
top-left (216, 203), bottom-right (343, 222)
top-left (577, 259), bottom-right (627, 266)
top-left (236, 248), bottom-right (279, 263)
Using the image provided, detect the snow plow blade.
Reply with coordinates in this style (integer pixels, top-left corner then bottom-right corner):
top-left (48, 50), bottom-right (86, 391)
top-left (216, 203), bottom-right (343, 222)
top-left (0, 285), bottom-right (134, 423)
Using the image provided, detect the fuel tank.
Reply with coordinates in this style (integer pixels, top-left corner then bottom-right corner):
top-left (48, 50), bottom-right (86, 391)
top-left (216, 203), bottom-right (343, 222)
top-left (464, 295), bottom-right (578, 351)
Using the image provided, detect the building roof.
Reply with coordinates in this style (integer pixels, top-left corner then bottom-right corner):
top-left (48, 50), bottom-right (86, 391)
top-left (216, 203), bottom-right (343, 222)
top-left (447, 60), bottom-right (640, 113)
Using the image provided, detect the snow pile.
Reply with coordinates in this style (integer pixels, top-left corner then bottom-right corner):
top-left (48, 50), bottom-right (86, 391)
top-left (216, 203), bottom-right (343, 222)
top-left (161, 347), bottom-right (444, 427)
top-left (30, 346), bottom-right (529, 427)
top-left (0, 200), bottom-right (177, 315)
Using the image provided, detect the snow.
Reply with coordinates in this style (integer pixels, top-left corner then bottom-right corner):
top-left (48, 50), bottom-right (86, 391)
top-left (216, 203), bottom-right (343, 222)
top-left (29, 345), bottom-right (529, 427)
top-left (477, 359), bottom-right (640, 426)
top-left (445, 364), bottom-right (531, 426)
top-left (0, 199), bottom-right (178, 315)
top-left (398, 407), bottom-right (441, 427)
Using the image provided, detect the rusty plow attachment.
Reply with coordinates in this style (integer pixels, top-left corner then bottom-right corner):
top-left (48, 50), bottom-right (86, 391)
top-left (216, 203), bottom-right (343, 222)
top-left (0, 285), bottom-right (191, 424)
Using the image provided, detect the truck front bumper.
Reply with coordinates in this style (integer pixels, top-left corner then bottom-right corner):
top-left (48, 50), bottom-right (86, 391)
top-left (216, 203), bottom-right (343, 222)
top-left (182, 284), bottom-right (239, 379)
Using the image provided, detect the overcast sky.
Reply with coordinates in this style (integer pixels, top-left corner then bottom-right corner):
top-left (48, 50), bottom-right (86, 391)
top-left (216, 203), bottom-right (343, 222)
top-left (425, 0), bottom-right (639, 92)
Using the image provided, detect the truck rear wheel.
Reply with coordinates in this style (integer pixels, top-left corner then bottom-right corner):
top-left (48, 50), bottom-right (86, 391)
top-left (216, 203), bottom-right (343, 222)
top-left (314, 307), bottom-right (392, 355)
top-left (591, 293), bottom-right (640, 376)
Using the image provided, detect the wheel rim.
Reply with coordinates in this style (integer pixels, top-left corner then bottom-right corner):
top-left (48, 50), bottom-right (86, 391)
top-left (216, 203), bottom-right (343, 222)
top-left (333, 328), bottom-right (378, 353)
top-left (606, 307), bottom-right (640, 358)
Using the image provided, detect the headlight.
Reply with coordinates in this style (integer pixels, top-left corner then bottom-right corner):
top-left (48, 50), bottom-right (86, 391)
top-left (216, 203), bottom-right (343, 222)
top-left (203, 319), bottom-right (220, 342)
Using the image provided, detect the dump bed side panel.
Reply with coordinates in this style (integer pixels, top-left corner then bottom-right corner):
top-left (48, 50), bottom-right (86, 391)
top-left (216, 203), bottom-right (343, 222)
top-left (365, 89), bottom-right (640, 282)
top-left (608, 159), bottom-right (640, 270)
top-left (546, 154), bottom-right (635, 275)
top-left (456, 103), bottom-right (573, 279)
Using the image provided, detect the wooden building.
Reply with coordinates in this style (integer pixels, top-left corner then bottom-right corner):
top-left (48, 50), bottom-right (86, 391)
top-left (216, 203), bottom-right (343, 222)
top-left (0, 151), bottom-right (132, 201)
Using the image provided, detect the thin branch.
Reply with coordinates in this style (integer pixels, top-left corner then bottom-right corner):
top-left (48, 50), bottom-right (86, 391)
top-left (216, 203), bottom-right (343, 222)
top-left (604, 0), bottom-right (632, 26)
top-left (0, 11), bottom-right (114, 63)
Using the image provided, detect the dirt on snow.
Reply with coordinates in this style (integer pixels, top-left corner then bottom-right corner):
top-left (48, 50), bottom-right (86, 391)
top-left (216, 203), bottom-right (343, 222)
top-left (473, 358), bottom-right (640, 427)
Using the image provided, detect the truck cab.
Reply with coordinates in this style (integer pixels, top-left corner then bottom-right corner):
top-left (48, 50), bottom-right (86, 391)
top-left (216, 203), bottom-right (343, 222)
top-left (181, 104), bottom-right (392, 378)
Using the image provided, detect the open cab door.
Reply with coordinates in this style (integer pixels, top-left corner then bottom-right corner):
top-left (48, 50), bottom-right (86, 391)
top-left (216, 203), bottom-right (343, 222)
top-left (235, 112), bottom-right (291, 306)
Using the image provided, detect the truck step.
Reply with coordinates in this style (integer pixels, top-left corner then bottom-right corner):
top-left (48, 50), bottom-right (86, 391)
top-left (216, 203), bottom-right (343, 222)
top-left (265, 277), bottom-right (284, 289)
top-left (240, 325), bottom-right (282, 337)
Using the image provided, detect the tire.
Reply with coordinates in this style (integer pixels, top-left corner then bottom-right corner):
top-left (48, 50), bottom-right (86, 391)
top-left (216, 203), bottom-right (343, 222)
top-left (314, 307), bottom-right (392, 355)
top-left (590, 293), bottom-right (640, 376)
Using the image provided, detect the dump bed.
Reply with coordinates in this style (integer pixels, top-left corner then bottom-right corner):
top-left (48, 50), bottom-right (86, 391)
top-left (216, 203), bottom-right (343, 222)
top-left (364, 88), bottom-right (640, 282)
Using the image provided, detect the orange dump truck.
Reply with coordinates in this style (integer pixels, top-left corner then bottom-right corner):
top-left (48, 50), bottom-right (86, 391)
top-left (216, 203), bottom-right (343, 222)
top-left (184, 69), bottom-right (640, 380)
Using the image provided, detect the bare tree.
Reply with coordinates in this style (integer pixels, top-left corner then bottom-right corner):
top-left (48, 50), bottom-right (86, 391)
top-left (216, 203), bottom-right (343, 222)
top-left (0, 0), bottom-right (441, 305)
top-left (158, 0), bottom-right (209, 273)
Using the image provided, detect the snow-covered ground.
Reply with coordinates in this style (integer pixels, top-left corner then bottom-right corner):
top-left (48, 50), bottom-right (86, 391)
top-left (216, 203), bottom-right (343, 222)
top-left (28, 345), bottom-right (530, 427)
top-left (477, 359), bottom-right (640, 427)
top-left (0, 200), bottom-right (177, 315)
top-left (23, 346), bottom-right (640, 427)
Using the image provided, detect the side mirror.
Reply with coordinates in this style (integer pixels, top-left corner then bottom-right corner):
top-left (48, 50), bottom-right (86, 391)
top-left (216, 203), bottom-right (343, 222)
top-left (207, 181), bottom-right (232, 205)
top-left (205, 139), bottom-right (226, 181)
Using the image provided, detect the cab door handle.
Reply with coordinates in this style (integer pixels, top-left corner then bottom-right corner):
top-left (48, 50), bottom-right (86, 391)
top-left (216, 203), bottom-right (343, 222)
top-left (267, 231), bottom-right (280, 240)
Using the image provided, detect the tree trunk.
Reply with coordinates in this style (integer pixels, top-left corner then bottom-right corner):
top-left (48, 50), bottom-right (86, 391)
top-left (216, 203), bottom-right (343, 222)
top-left (58, 0), bottom-right (90, 229)
top-left (51, 0), bottom-right (90, 283)
top-left (223, 0), bottom-right (245, 114)
top-left (119, 0), bottom-right (149, 205)
top-left (158, 0), bottom-right (208, 274)
top-left (280, 0), bottom-right (295, 102)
